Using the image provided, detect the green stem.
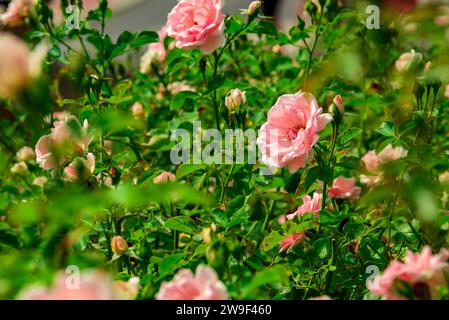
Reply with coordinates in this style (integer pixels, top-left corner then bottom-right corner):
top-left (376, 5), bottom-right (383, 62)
top-left (220, 163), bottom-right (236, 203)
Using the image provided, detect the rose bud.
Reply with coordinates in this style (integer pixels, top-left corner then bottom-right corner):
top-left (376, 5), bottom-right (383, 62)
top-left (225, 89), bottom-right (247, 112)
top-left (329, 95), bottom-right (344, 124)
top-left (153, 171), bottom-right (176, 184)
top-left (395, 49), bottom-right (423, 72)
top-left (16, 146), bottom-right (35, 162)
top-left (11, 162), bottom-right (28, 175)
top-left (32, 176), bottom-right (48, 187)
top-left (111, 235), bottom-right (129, 255)
top-left (247, 1), bottom-right (262, 15)
top-left (132, 102), bottom-right (145, 118)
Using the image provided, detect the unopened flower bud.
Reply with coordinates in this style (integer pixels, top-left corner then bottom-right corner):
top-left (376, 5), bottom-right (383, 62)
top-left (132, 102), bottom-right (145, 118)
top-left (33, 176), bottom-right (48, 187)
top-left (395, 49), bottom-right (423, 72)
top-left (332, 95), bottom-right (344, 114)
top-left (11, 162), bottom-right (28, 175)
top-left (16, 146), bottom-right (35, 162)
top-left (225, 89), bottom-right (246, 112)
top-left (111, 236), bottom-right (129, 255)
top-left (247, 1), bottom-right (262, 15)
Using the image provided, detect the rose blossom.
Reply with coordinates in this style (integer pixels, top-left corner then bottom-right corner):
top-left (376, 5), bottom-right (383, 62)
top-left (113, 277), bottom-right (140, 300)
top-left (360, 174), bottom-right (383, 187)
top-left (132, 102), bottom-right (145, 118)
top-left (0, 0), bottom-right (36, 27)
top-left (153, 171), bottom-right (176, 184)
top-left (362, 144), bottom-right (408, 173)
top-left (257, 92), bottom-right (332, 172)
top-left (16, 146), bottom-right (35, 162)
top-left (279, 233), bottom-right (305, 253)
top-left (63, 153), bottom-right (95, 182)
top-left (378, 144), bottom-right (408, 162)
top-left (362, 150), bottom-right (382, 172)
top-left (140, 27), bottom-right (168, 74)
top-left (395, 50), bottom-right (423, 72)
top-left (369, 246), bottom-right (449, 300)
top-left (439, 171), bottom-right (449, 184)
top-left (35, 115), bottom-right (92, 171)
top-left (18, 270), bottom-right (115, 300)
top-left (10, 161), bottom-right (28, 175)
top-left (156, 265), bottom-right (229, 300)
top-left (0, 34), bottom-right (30, 98)
top-left (328, 176), bottom-right (362, 200)
top-left (32, 176), bottom-right (48, 187)
top-left (166, 0), bottom-right (225, 54)
top-left (111, 235), bottom-right (129, 255)
top-left (286, 192), bottom-right (322, 221)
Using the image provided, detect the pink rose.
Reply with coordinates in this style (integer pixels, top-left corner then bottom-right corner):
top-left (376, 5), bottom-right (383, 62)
top-left (279, 233), bottom-right (305, 253)
top-left (370, 246), bottom-right (449, 300)
top-left (16, 146), bottom-right (35, 162)
top-left (0, 0), bottom-right (36, 27)
top-left (257, 92), bottom-right (332, 172)
top-left (328, 176), bottom-right (362, 200)
top-left (359, 174), bottom-right (383, 187)
top-left (444, 84), bottom-right (449, 99)
top-left (63, 153), bottom-right (95, 182)
top-left (362, 150), bottom-right (382, 172)
top-left (395, 50), bottom-right (422, 72)
top-left (153, 171), bottom-right (176, 184)
top-left (167, 81), bottom-right (196, 95)
top-left (18, 270), bottom-right (115, 300)
top-left (156, 265), bottom-right (229, 300)
top-left (286, 192), bottom-right (322, 220)
top-left (32, 176), bottom-right (48, 187)
top-left (378, 144), bottom-right (408, 162)
top-left (0, 34), bottom-right (30, 98)
top-left (35, 115), bottom-right (92, 171)
top-left (113, 277), bottom-right (140, 300)
top-left (166, 0), bottom-right (225, 54)
top-left (132, 102), bottom-right (145, 118)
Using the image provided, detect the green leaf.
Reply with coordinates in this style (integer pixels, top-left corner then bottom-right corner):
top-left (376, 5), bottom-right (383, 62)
top-left (261, 231), bottom-right (284, 251)
top-left (176, 164), bottom-right (208, 179)
top-left (158, 253), bottom-right (187, 277)
top-left (340, 128), bottom-right (362, 144)
top-left (165, 216), bottom-right (197, 234)
top-left (376, 121), bottom-right (395, 137)
top-left (243, 265), bottom-right (289, 293)
top-left (170, 91), bottom-right (200, 111)
top-left (313, 238), bottom-right (331, 259)
top-left (130, 31), bottom-right (159, 49)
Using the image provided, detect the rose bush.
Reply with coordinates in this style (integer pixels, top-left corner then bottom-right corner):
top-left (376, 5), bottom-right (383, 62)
top-left (0, 0), bottom-right (449, 300)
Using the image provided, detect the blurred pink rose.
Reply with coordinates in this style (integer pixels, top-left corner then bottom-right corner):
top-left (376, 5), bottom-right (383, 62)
top-left (32, 176), bottom-right (48, 187)
top-left (16, 146), bottom-right (35, 162)
top-left (257, 92), bottom-right (332, 172)
top-left (286, 192), bottom-right (322, 220)
top-left (140, 28), bottom-right (168, 74)
top-left (113, 277), bottom-right (140, 300)
top-left (153, 171), bottom-right (176, 184)
top-left (167, 81), bottom-right (196, 95)
top-left (395, 50), bottom-right (422, 72)
top-left (63, 153), bottom-right (95, 182)
top-left (279, 233), bottom-right (305, 252)
top-left (0, 34), bottom-right (30, 98)
top-left (328, 176), bottom-right (361, 200)
top-left (378, 144), bottom-right (408, 162)
top-left (35, 115), bottom-right (92, 171)
top-left (362, 144), bottom-right (407, 174)
top-left (156, 265), bottom-right (229, 300)
top-left (369, 246), bottom-right (449, 300)
top-left (18, 270), bottom-right (115, 300)
top-left (132, 102), bottom-right (145, 118)
top-left (360, 174), bottom-right (383, 187)
top-left (0, 0), bottom-right (36, 27)
top-left (362, 150), bottom-right (382, 172)
top-left (166, 0), bottom-right (225, 54)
